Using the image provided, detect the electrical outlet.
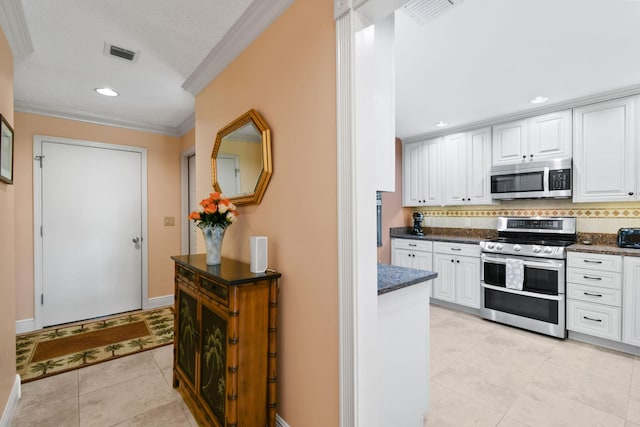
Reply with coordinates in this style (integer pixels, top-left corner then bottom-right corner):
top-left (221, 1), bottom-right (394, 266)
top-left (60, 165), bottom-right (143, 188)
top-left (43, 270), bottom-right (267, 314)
top-left (164, 216), bottom-right (175, 226)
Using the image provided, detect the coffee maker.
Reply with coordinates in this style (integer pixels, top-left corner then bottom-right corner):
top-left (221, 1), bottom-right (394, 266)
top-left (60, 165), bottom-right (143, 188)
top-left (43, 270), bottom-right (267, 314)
top-left (412, 212), bottom-right (424, 236)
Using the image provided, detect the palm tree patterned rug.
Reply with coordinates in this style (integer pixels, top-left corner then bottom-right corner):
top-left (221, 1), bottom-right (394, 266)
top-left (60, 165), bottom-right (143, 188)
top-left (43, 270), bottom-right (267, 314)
top-left (16, 306), bottom-right (174, 383)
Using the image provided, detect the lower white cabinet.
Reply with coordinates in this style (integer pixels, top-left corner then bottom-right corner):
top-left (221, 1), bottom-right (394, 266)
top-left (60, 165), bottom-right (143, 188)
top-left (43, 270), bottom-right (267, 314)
top-left (432, 242), bottom-right (480, 309)
top-left (623, 257), bottom-right (640, 346)
top-left (391, 238), bottom-right (433, 271)
top-left (567, 252), bottom-right (622, 341)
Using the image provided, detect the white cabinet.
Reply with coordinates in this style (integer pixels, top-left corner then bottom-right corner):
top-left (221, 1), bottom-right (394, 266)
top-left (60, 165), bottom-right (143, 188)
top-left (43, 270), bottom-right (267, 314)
top-left (443, 127), bottom-right (493, 205)
top-left (492, 110), bottom-right (572, 165)
top-left (432, 242), bottom-right (481, 309)
top-left (572, 96), bottom-right (639, 203)
top-left (623, 257), bottom-right (640, 346)
top-left (391, 238), bottom-right (433, 272)
top-left (567, 252), bottom-right (622, 341)
top-left (402, 138), bottom-right (442, 207)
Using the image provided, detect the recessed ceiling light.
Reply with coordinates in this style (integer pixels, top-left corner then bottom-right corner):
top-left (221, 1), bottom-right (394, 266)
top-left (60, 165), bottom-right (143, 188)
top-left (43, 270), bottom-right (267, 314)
top-left (95, 87), bottom-right (119, 97)
top-left (435, 121), bottom-right (448, 127)
top-left (530, 96), bottom-right (549, 104)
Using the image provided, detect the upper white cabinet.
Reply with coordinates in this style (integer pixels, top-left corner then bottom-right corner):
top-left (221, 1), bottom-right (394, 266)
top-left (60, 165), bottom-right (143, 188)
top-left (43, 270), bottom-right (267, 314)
top-left (443, 127), bottom-right (493, 205)
top-left (492, 110), bottom-right (572, 165)
top-left (402, 138), bottom-right (442, 207)
top-left (573, 96), bottom-right (638, 203)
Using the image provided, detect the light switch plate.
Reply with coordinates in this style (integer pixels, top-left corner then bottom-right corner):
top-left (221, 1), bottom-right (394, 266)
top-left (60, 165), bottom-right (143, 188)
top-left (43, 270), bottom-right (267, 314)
top-left (164, 216), bottom-right (175, 226)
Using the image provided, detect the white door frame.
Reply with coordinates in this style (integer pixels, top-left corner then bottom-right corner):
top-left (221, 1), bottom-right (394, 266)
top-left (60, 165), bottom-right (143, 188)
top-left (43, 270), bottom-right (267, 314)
top-left (181, 146), bottom-right (196, 254)
top-left (33, 135), bottom-right (149, 330)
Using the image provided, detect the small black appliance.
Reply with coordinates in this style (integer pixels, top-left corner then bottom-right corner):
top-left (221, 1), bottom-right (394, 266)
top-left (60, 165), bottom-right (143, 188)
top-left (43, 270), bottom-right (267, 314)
top-left (412, 212), bottom-right (424, 236)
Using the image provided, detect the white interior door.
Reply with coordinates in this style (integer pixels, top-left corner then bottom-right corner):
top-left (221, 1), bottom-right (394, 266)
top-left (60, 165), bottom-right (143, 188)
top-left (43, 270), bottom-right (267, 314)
top-left (39, 140), bottom-right (144, 326)
top-left (217, 155), bottom-right (240, 196)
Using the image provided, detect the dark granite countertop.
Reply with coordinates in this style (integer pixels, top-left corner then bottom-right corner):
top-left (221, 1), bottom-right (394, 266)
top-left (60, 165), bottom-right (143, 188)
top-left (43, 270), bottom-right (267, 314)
top-left (377, 264), bottom-right (438, 295)
top-left (568, 244), bottom-right (640, 257)
top-left (390, 227), bottom-right (491, 245)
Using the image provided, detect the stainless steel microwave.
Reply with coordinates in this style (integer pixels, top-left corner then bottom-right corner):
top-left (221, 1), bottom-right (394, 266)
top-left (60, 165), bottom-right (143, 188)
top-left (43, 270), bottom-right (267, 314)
top-left (490, 158), bottom-right (572, 200)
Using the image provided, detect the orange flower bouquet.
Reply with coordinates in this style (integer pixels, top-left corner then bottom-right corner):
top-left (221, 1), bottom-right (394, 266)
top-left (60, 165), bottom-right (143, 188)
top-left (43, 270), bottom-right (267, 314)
top-left (188, 193), bottom-right (239, 265)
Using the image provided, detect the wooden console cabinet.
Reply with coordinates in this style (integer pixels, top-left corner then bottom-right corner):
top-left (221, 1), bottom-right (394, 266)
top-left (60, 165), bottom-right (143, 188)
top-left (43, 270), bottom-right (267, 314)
top-left (171, 254), bottom-right (281, 427)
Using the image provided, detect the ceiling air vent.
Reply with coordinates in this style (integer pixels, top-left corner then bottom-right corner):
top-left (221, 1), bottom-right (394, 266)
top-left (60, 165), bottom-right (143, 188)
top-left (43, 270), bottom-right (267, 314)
top-left (103, 42), bottom-right (140, 63)
top-left (403, 0), bottom-right (463, 25)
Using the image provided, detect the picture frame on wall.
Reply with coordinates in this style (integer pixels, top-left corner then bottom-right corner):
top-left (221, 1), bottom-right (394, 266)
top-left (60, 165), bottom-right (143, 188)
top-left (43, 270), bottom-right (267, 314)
top-left (0, 114), bottom-right (14, 184)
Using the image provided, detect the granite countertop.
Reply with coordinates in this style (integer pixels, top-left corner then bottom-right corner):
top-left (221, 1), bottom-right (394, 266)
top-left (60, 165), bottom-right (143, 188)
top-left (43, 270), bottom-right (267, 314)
top-left (568, 244), bottom-right (640, 257)
top-left (390, 227), bottom-right (494, 245)
top-left (377, 263), bottom-right (438, 295)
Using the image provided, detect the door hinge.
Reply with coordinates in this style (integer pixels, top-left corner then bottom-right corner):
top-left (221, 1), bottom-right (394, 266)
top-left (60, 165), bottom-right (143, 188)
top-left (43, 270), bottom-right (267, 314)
top-left (41, 294), bottom-right (44, 305)
top-left (40, 225), bottom-right (43, 237)
top-left (34, 155), bottom-right (45, 168)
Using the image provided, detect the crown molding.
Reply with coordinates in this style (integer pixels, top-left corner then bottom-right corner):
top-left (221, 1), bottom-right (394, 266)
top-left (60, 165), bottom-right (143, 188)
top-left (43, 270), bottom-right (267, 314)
top-left (403, 83), bottom-right (640, 144)
top-left (15, 100), bottom-right (185, 137)
top-left (0, 0), bottom-right (33, 57)
top-left (182, 0), bottom-right (294, 96)
top-left (176, 113), bottom-right (195, 136)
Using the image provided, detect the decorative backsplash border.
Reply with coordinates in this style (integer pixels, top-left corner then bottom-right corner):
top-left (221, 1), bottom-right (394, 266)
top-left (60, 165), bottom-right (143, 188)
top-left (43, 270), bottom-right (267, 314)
top-left (414, 207), bottom-right (640, 218)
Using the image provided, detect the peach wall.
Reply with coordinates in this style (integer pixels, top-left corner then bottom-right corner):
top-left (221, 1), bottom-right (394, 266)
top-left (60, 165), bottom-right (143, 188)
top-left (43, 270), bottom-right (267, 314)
top-left (14, 112), bottom-right (182, 321)
top-left (181, 127), bottom-right (195, 152)
top-left (0, 26), bottom-right (16, 415)
top-left (378, 138), bottom-right (411, 264)
top-left (194, 0), bottom-right (338, 425)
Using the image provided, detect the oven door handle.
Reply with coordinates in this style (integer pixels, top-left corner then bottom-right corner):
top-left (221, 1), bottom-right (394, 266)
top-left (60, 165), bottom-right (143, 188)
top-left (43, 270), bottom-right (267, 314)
top-left (481, 282), bottom-right (563, 301)
top-left (481, 254), bottom-right (564, 270)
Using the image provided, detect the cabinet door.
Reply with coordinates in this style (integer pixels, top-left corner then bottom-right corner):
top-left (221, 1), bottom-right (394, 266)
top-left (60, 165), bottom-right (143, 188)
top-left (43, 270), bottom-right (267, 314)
top-left (443, 133), bottom-right (467, 205)
top-left (466, 127), bottom-right (493, 205)
top-left (393, 248), bottom-right (415, 269)
top-left (623, 257), bottom-right (640, 346)
top-left (455, 255), bottom-right (481, 309)
top-left (413, 250), bottom-right (433, 271)
top-left (198, 299), bottom-right (229, 426)
top-left (402, 141), bottom-right (423, 206)
top-left (573, 96), bottom-right (637, 202)
top-left (176, 285), bottom-right (199, 391)
top-left (432, 253), bottom-right (456, 302)
top-left (421, 139), bottom-right (442, 206)
top-left (528, 110), bottom-right (572, 161)
top-left (492, 119), bottom-right (528, 165)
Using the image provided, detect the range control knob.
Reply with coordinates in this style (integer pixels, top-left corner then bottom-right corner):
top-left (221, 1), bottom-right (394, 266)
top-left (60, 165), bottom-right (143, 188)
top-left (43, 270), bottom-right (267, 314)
top-left (543, 247), bottom-right (553, 254)
top-left (513, 244), bottom-right (522, 252)
top-left (532, 246), bottom-right (542, 253)
top-left (486, 242), bottom-right (495, 249)
top-left (495, 243), bottom-right (504, 250)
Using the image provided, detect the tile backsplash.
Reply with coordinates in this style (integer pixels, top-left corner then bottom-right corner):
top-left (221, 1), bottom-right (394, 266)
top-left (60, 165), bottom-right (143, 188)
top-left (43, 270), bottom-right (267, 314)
top-left (412, 200), bottom-right (640, 234)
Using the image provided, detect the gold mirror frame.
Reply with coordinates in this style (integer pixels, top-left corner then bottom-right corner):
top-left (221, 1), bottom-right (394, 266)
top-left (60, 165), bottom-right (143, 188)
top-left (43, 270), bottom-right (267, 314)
top-left (211, 109), bottom-right (272, 205)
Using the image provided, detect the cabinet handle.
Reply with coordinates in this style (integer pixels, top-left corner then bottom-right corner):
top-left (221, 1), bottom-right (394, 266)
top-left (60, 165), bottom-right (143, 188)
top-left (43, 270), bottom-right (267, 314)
top-left (583, 292), bottom-right (603, 297)
top-left (456, 260), bottom-right (460, 263)
top-left (583, 316), bottom-right (602, 323)
top-left (583, 260), bottom-right (602, 264)
top-left (192, 332), bottom-right (199, 341)
top-left (408, 243), bottom-right (417, 247)
top-left (582, 275), bottom-right (602, 281)
top-left (522, 155), bottom-right (526, 159)
top-left (530, 154), bottom-right (534, 158)
top-left (450, 259), bottom-right (454, 263)
top-left (629, 192), bottom-right (634, 196)
top-left (451, 248), bottom-right (462, 251)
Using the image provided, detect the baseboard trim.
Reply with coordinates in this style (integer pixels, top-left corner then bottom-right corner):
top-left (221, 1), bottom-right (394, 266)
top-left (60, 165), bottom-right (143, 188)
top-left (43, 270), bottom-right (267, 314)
top-left (568, 331), bottom-right (640, 356)
top-left (276, 414), bottom-right (290, 427)
top-left (15, 318), bottom-right (35, 334)
top-left (145, 295), bottom-right (174, 310)
top-left (0, 374), bottom-right (21, 427)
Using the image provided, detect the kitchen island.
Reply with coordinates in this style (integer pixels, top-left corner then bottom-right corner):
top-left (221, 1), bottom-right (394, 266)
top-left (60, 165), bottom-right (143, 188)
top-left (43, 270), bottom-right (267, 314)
top-left (377, 264), bottom-right (437, 426)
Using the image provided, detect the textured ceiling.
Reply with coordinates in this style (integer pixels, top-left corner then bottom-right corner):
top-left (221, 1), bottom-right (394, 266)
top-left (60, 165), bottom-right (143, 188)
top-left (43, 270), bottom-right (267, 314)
top-left (12, 0), bottom-right (255, 135)
top-left (395, 0), bottom-right (640, 139)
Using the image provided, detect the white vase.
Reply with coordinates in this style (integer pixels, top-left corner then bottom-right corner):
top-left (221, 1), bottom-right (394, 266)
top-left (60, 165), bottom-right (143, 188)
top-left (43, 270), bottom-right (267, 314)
top-left (202, 225), bottom-right (226, 265)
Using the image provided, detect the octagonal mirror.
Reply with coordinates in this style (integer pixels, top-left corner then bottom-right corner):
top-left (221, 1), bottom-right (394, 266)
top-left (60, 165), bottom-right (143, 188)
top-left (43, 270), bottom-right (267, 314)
top-left (211, 109), bottom-right (272, 205)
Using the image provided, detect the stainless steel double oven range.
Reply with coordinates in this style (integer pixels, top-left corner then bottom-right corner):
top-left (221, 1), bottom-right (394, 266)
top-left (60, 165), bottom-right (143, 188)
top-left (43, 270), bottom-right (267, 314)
top-left (479, 217), bottom-right (577, 338)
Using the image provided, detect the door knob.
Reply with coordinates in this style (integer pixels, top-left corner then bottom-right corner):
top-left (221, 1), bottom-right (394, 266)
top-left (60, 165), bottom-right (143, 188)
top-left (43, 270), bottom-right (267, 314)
top-left (132, 237), bottom-right (140, 243)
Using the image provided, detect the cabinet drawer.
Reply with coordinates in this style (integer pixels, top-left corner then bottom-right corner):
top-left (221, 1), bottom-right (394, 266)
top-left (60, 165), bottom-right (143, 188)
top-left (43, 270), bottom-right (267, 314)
top-left (566, 267), bottom-right (621, 289)
top-left (567, 283), bottom-right (622, 307)
top-left (567, 252), bottom-right (621, 272)
top-left (176, 264), bottom-right (196, 285)
top-left (567, 299), bottom-right (621, 341)
top-left (393, 238), bottom-right (432, 252)
top-left (199, 276), bottom-right (229, 305)
top-left (433, 241), bottom-right (480, 257)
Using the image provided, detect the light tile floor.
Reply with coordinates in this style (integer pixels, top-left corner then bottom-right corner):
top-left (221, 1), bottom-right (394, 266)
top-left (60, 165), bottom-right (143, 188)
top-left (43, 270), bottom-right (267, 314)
top-left (427, 304), bottom-right (640, 426)
top-left (12, 305), bottom-right (640, 426)
top-left (11, 346), bottom-right (197, 427)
